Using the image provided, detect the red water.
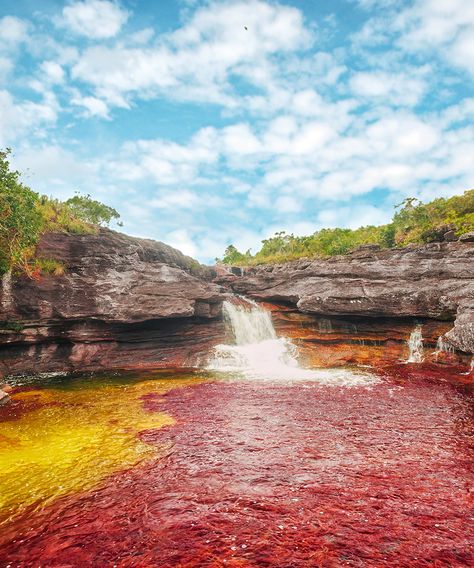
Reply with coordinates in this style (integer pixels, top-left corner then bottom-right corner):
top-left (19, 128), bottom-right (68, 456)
top-left (1, 365), bottom-right (473, 567)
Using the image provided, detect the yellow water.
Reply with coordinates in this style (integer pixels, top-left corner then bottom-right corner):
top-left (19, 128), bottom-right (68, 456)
top-left (0, 373), bottom-right (203, 525)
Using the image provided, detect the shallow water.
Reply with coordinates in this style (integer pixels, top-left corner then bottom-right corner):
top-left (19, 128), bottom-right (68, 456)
top-left (0, 365), bottom-right (473, 567)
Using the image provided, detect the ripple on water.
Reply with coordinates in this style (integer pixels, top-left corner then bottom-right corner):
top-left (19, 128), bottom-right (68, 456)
top-left (0, 366), bottom-right (472, 567)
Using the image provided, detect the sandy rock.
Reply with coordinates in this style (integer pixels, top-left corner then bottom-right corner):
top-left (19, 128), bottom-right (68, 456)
top-left (0, 229), bottom-right (227, 375)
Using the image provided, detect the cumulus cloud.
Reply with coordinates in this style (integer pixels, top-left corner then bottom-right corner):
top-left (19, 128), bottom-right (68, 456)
top-left (61, 0), bottom-right (129, 39)
top-left (71, 94), bottom-right (110, 117)
top-left (40, 61), bottom-right (65, 83)
top-left (70, 0), bottom-right (312, 109)
top-left (0, 90), bottom-right (59, 147)
top-left (355, 0), bottom-right (474, 78)
top-left (0, 16), bottom-right (29, 47)
top-left (349, 70), bottom-right (427, 106)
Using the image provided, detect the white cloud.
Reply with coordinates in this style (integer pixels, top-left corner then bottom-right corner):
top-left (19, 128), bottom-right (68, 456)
top-left (0, 56), bottom-right (13, 83)
top-left (71, 94), bottom-right (110, 117)
top-left (70, 0), bottom-right (312, 109)
top-left (41, 61), bottom-right (65, 83)
top-left (165, 229), bottom-right (197, 257)
top-left (316, 204), bottom-right (392, 229)
top-left (150, 190), bottom-right (200, 209)
top-left (61, 0), bottom-right (129, 39)
top-left (355, 0), bottom-right (474, 78)
top-left (0, 16), bottom-right (29, 47)
top-left (275, 195), bottom-right (301, 213)
top-left (0, 90), bottom-right (59, 147)
top-left (12, 145), bottom-right (97, 198)
top-left (349, 70), bottom-right (426, 106)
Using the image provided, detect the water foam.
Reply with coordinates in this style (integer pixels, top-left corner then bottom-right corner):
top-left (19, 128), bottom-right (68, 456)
top-left (207, 299), bottom-right (377, 385)
top-left (407, 324), bottom-right (424, 363)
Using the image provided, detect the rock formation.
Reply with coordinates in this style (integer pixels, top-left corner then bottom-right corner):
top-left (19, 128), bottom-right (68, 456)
top-left (216, 241), bottom-right (474, 356)
top-left (1, 231), bottom-right (472, 377)
top-left (0, 229), bottom-right (227, 375)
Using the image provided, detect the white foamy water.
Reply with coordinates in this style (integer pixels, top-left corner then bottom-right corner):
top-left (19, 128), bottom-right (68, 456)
top-left (407, 324), bottom-right (424, 363)
top-left (207, 299), bottom-right (377, 385)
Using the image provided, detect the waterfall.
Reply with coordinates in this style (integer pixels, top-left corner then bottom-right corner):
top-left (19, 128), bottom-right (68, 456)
top-left (206, 299), bottom-right (377, 385)
top-left (221, 299), bottom-right (277, 345)
top-left (407, 324), bottom-right (424, 363)
top-left (434, 336), bottom-right (454, 360)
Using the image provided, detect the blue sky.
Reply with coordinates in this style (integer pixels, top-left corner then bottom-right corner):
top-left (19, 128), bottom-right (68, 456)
top-left (1, 0), bottom-right (473, 262)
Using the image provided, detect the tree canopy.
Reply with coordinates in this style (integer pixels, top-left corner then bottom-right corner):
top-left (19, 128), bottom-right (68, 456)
top-left (220, 190), bottom-right (474, 266)
top-left (0, 149), bottom-right (122, 276)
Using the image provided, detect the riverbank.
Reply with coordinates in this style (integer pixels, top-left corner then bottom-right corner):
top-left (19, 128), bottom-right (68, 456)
top-left (1, 230), bottom-right (473, 377)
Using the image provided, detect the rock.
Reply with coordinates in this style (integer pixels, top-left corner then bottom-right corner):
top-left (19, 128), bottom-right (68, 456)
top-left (1, 228), bottom-right (224, 323)
top-left (459, 232), bottom-right (474, 243)
top-left (0, 390), bottom-right (10, 405)
top-left (445, 304), bottom-right (474, 354)
top-left (443, 230), bottom-right (457, 242)
top-left (0, 229), bottom-right (227, 375)
top-left (217, 241), bottom-right (474, 354)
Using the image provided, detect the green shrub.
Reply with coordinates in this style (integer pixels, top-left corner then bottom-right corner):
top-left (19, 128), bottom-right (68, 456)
top-left (220, 189), bottom-right (474, 265)
top-left (65, 193), bottom-right (121, 227)
top-left (0, 149), bottom-right (43, 275)
top-left (0, 148), bottom-right (122, 277)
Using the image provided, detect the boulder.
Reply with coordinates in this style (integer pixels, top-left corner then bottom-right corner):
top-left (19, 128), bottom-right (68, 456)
top-left (460, 232), bottom-right (474, 243)
top-left (443, 230), bottom-right (457, 242)
top-left (0, 390), bottom-right (10, 405)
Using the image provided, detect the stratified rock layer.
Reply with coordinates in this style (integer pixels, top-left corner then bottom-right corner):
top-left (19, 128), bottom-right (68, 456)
top-left (217, 242), bottom-right (474, 355)
top-left (0, 229), bottom-right (226, 375)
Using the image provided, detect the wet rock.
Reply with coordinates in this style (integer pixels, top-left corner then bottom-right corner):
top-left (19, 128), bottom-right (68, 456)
top-left (0, 390), bottom-right (10, 405)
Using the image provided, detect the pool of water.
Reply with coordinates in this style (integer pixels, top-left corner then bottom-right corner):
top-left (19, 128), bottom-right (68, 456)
top-left (0, 365), bottom-right (473, 566)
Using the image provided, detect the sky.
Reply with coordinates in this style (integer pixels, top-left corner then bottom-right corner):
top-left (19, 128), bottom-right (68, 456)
top-left (0, 0), bottom-right (473, 262)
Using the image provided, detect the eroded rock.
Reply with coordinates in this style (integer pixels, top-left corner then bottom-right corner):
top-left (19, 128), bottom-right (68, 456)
top-left (218, 242), bottom-right (474, 354)
top-left (0, 229), bottom-right (227, 375)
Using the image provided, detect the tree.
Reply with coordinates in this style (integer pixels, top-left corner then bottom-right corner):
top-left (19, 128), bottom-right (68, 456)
top-left (0, 149), bottom-right (42, 274)
top-left (221, 244), bottom-right (249, 265)
top-left (65, 193), bottom-right (121, 227)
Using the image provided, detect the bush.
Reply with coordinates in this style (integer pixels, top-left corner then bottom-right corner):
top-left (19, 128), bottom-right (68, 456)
top-left (65, 193), bottom-right (121, 227)
top-left (220, 189), bottom-right (474, 265)
top-left (0, 148), bottom-right (122, 277)
top-left (0, 149), bottom-right (42, 274)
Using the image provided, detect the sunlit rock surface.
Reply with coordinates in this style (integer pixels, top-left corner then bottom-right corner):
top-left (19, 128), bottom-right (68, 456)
top-left (0, 229), bottom-right (226, 375)
top-left (218, 242), bottom-right (474, 355)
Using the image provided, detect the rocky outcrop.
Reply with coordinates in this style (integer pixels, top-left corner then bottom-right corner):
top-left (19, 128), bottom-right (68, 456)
top-left (1, 231), bottom-right (472, 376)
top-left (0, 229), bottom-right (227, 375)
top-left (217, 242), bottom-right (474, 355)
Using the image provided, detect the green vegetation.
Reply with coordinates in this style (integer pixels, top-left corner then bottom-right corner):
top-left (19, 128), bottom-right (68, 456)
top-left (0, 149), bottom-right (121, 277)
top-left (219, 190), bottom-right (474, 266)
top-left (65, 193), bottom-right (121, 227)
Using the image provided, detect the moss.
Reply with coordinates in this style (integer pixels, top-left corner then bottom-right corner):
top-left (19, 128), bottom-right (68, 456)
top-left (0, 321), bottom-right (24, 332)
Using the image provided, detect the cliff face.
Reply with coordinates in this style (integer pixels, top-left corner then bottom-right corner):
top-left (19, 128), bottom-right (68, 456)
top-left (1, 232), bottom-right (472, 377)
top-left (217, 242), bottom-right (474, 356)
top-left (0, 229), bottom-right (227, 375)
